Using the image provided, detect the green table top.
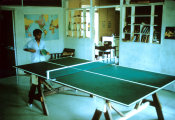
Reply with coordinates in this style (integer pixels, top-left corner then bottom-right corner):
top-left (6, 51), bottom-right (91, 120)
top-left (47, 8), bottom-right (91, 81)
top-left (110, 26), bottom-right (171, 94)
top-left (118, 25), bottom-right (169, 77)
top-left (74, 62), bottom-right (175, 88)
top-left (16, 58), bottom-right (175, 106)
top-left (55, 71), bottom-right (156, 106)
top-left (16, 62), bottom-right (63, 78)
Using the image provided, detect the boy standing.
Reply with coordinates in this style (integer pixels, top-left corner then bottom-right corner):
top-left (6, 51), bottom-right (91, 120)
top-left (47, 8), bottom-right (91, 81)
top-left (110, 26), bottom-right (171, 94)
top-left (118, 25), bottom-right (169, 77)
top-left (24, 29), bottom-right (49, 107)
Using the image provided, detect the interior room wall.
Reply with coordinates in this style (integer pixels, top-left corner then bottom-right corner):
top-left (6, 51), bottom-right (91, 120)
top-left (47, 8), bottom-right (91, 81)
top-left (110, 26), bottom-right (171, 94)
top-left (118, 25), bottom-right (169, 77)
top-left (64, 0), bottom-right (94, 61)
top-left (119, 0), bottom-right (175, 91)
top-left (160, 0), bottom-right (175, 91)
top-left (99, 8), bottom-right (116, 41)
top-left (9, 7), bottom-right (64, 66)
top-left (64, 0), bottom-right (120, 61)
top-left (64, 37), bottom-right (94, 60)
top-left (68, 0), bottom-right (81, 8)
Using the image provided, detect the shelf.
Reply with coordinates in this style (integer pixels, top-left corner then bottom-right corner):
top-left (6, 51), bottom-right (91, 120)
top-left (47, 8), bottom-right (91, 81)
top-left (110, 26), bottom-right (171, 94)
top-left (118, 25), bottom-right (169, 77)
top-left (124, 32), bottom-right (150, 35)
top-left (73, 16), bottom-right (86, 17)
top-left (122, 4), bottom-right (162, 44)
top-left (68, 30), bottom-right (86, 31)
top-left (141, 33), bottom-right (150, 35)
top-left (124, 33), bottom-right (131, 34)
top-left (128, 24), bottom-right (159, 27)
top-left (128, 15), bottom-right (158, 17)
top-left (66, 35), bottom-right (87, 38)
top-left (69, 22), bottom-right (86, 24)
top-left (128, 23), bottom-right (150, 26)
top-left (68, 30), bottom-right (81, 32)
top-left (66, 9), bottom-right (88, 38)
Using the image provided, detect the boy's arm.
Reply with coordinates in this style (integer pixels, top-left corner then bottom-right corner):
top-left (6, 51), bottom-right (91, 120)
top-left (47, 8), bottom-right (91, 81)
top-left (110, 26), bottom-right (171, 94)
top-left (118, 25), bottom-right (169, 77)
top-left (23, 41), bottom-right (36, 53)
top-left (24, 48), bottom-right (36, 53)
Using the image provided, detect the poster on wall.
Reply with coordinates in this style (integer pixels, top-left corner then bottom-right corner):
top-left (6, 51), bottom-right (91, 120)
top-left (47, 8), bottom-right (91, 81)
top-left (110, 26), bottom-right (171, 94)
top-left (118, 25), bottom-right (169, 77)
top-left (24, 14), bottom-right (59, 40)
top-left (165, 27), bottom-right (175, 39)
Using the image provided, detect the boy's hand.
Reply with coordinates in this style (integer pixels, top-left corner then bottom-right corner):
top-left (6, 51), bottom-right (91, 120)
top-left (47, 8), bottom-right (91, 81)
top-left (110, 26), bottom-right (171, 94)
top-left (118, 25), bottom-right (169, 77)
top-left (24, 48), bottom-right (36, 53)
top-left (40, 49), bottom-right (49, 55)
top-left (47, 52), bottom-right (50, 55)
top-left (29, 49), bottom-right (36, 53)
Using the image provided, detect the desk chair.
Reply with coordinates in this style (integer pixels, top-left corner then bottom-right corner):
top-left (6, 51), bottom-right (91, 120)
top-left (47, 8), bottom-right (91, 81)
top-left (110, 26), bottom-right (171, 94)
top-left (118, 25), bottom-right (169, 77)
top-left (98, 50), bottom-right (111, 63)
top-left (95, 50), bottom-right (111, 63)
top-left (99, 51), bottom-right (111, 58)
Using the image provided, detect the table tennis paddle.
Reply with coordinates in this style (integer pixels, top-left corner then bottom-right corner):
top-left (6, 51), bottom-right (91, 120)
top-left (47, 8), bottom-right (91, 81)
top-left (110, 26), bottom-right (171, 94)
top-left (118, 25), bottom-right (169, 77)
top-left (40, 49), bottom-right (47, 56)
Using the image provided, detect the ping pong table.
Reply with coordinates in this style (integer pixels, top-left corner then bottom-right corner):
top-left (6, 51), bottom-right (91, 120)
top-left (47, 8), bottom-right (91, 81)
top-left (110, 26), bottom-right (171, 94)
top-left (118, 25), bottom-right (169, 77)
top-left (15, 57), bottom-right (175, 120)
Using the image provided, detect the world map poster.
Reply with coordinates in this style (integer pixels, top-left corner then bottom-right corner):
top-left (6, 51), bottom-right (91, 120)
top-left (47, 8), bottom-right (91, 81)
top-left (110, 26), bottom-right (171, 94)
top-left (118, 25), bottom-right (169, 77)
top-left (24, 14), bottom-right (59, 40)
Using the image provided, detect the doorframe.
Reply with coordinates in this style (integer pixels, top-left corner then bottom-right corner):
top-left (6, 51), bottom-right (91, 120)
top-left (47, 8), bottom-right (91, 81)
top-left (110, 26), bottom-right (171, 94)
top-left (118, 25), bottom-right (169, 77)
top-left (12, 10), bottom-right (18, 68)
top-left (0, 9), bottom-right (18, 76)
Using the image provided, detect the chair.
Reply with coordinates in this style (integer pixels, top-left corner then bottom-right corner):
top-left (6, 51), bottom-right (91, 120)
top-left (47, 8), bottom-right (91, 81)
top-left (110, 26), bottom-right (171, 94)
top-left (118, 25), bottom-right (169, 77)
top-left (50, 48), bottom-right (75, 59)
top-left (61, 48), bottom-right (75, 57)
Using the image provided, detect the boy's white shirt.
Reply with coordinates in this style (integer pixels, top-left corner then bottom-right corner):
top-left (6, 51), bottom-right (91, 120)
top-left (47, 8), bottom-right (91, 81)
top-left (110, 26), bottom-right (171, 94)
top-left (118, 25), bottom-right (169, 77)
top-left (24, 39), bottom-right (46, 63)
top-left (24, 39), bottom-right (47, 85)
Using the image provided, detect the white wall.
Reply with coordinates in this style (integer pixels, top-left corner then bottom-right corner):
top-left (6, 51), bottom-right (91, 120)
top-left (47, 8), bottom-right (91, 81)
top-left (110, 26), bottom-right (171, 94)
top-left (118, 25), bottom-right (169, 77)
top-left (64, 37), bottom-right (94, 60)
top-left (119, 0), bottom-right (175, 91)
top-left (1, 4), bottom-right (95, 73)
top-left (4, 6), bottom-right (65, 65)
top-left (62, 0), bottom-right (95, 61)
top-left (119, 42), bottom-right (162, 72)
top-left (160, 0), bottom-right (175, 91)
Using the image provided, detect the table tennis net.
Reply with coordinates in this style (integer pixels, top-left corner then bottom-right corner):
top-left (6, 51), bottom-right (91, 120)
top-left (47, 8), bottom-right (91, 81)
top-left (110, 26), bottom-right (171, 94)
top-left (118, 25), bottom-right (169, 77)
top-left (47, 61), bottom-right (108, 80)
top-left (47, 67), bottom-right (82, 79)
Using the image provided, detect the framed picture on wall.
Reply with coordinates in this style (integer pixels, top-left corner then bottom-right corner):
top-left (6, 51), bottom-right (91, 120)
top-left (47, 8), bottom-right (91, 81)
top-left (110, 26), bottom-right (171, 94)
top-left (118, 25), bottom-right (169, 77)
top-left (165, 27), bottom-right (175, 39)
top-left (24, 14), bottom-right (59, 40)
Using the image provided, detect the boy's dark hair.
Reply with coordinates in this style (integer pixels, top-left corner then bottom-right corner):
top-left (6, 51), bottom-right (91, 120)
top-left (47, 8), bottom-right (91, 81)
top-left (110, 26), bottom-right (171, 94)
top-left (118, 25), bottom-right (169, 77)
top-left (33, 29), bottom-right (42, 36)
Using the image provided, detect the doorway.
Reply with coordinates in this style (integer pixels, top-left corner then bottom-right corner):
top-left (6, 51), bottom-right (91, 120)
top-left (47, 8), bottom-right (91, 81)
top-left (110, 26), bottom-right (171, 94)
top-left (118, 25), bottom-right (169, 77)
top-left (94, 7), bottom-right (120, 64)
top-left (0, 10), bottom-right (16, 78)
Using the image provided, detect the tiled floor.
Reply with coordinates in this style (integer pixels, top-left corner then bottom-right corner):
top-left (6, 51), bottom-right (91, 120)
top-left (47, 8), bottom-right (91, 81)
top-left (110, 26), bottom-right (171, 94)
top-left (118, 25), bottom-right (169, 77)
top-left (0, 75), bottom-right (175, 120)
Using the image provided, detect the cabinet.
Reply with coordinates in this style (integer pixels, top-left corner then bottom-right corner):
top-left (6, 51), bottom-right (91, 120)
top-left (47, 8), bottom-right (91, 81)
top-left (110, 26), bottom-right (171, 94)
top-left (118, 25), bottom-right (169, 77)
top-left (122, 4), bottom-right (163, 44)
top-left (66, 9), bottom-right (89, 38)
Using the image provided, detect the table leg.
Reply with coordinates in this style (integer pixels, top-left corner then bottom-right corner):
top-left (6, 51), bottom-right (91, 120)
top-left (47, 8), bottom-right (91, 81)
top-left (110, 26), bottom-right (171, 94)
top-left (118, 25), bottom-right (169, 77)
top-left (152, 93), bottom-right (164, 120)
top-left (143, 93), bottom-right (164, 120)
top-left (92, 100), bottom-right (113, 120)
top-left (92, 109), bottom-right (103, 120)
top-left (104, 105), bottom-right (113, 120)
top-left (90, 94), bottom-right (94, 98)
top-left (37, 79), bottom-right (49, 116)
top-left (43, 80), bottom-right (59, 96)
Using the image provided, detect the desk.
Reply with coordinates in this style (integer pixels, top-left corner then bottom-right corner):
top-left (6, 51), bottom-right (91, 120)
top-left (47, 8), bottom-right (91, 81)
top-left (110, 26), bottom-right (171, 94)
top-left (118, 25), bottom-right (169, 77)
top-left (15, 57), bottom-right (175, 119)
top-left (95, 46), bottom-right (116, 59)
